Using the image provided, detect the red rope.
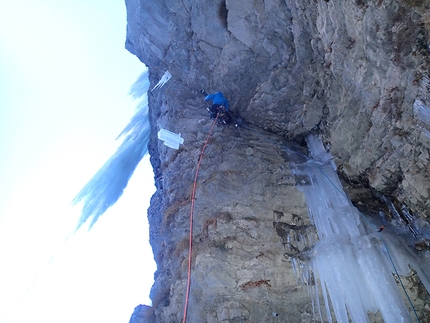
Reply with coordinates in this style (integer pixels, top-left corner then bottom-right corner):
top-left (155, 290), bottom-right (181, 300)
top-left (182, 112), bottom-right (219, 323)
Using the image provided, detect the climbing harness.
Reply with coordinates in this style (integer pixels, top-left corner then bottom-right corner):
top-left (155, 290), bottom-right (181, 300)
top-left (207, 103), bottom-right (232, 125)
top-left (182, 112), bottom-right (219, 323)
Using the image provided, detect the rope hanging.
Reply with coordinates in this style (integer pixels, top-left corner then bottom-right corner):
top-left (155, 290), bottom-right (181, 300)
top-left (182, 112), bottom-right (219, 323)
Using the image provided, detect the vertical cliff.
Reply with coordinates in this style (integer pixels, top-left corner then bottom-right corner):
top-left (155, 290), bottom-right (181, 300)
top-left (125, 0), bottom-right (430, 322)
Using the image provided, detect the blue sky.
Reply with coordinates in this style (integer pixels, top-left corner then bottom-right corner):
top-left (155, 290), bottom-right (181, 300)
top-left (0, 1), bottom-right (155, 322)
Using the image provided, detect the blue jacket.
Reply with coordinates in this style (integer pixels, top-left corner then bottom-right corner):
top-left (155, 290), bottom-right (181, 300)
top-left (204, 92), bottom-right (230, 111)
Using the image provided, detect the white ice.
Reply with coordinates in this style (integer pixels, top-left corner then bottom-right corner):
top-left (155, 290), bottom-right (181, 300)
top-left (151, 70), bottom-right (172, 92)
top-left (292, 135), bottom-right (430, 323)
top-left (158, 128), bottom-right (184, 150)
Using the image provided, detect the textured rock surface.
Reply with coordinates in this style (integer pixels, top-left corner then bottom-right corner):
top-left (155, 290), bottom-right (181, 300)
top-left (125, 0), bottom-right (430, 322)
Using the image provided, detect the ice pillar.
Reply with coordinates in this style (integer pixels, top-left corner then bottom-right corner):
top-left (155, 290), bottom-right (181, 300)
top-left (292, 135), bottom-right (413, 323)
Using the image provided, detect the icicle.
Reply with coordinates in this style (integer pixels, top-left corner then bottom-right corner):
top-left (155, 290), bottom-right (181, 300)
top-left (151, 70), bottom-right (172, 92)
top-left (290, 134), bottom-right (430, 323)
top-left (401, 205), bottom-right (420, 237)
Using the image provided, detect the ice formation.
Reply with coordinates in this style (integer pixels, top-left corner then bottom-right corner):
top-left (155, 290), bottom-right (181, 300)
top-left (151, 70), bottom-right (172, 92)
top-left (292, 135), bottom-right (430, 323)
top-left (158, 128), bottom-right (184, 150)
top-left (413, 99), bottom-right (430, 126)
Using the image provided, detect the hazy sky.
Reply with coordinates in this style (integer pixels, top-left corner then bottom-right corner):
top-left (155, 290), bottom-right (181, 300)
top-left (0, 1), bottom-right (155, 322)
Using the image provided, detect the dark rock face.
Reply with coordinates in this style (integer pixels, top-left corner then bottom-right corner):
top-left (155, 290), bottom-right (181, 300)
top-left (129, 305), bottom-right (155, 323)
top-left (125, 0), bottom-right (430, 322)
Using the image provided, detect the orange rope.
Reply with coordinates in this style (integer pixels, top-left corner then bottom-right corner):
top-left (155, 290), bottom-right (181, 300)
top-left (182, 112), bottom-right (219, 323)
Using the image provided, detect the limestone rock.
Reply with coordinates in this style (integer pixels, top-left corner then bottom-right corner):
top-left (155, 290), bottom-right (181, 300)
top-left (125, 0), bottom-right (430, 321)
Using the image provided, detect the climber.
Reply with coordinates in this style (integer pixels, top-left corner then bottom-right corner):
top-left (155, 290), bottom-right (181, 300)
top-left (204, 91), bottom-right (230, 111)
top-left (204, 91), bottom-right (231, 124)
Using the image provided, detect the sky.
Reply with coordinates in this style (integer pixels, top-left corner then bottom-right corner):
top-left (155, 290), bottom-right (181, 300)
top-left (0, 1), bottom-right (156, 323)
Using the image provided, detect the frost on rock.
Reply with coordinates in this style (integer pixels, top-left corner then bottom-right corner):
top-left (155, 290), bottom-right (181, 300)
top-left (291, 135), bottom-right (430, 323)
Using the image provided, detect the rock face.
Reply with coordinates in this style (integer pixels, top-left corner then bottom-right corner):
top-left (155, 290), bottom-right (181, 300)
top-left (125, 0), bottom-right (430, 322)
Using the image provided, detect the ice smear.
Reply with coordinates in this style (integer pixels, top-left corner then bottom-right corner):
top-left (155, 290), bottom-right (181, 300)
top-left (413, 99), bottom-right (430, 125)
top-left (292, 135), bottom-right (430, 323)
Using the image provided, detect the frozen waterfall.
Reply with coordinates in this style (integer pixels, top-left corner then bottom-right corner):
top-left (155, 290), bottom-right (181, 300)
top-left (291, 135), bottom-right (430, 323)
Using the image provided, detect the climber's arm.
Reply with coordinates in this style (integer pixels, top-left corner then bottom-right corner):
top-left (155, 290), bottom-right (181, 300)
top-left (204, 93), bottom-right (215, 101)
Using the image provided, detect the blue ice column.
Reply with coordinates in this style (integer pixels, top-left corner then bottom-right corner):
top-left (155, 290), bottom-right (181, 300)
top-left (158, 128), bottom-right (184, 149)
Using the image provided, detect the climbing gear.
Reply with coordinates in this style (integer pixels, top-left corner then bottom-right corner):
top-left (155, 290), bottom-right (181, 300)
top-left (218, 105), bottom-right (232, 125)
top-left (207, 104), bottom-right (231, 125)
